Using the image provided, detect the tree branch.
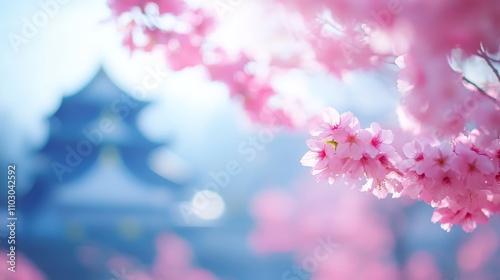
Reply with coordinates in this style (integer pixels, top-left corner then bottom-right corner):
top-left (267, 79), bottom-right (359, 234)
top-left (478, 50), bottom-right (500, 83)
top-left (462, 76), bottom-right (499, 105)
top-left (477, 53), bottom-right (500, 63)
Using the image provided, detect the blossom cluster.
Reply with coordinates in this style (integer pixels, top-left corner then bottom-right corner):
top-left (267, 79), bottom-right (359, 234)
top-left (107, 0), bottom-right (306, 128)
top-left (107, 0), bottom-right (500, 134)
top-left (302, 107), bottom-right (500, 232)
top-left (301, 107), bottom-right (402, 198)
top-left (108, 0), bottom-right (500, 231)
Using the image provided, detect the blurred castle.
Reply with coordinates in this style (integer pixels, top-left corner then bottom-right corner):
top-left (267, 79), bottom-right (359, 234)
top-left (20, 68), bottom-right (188, 279)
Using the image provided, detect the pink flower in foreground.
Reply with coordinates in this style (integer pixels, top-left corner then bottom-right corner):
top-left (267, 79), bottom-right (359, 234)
top-left (426, 169), bottom-right (461, 202)
top-left (310, 107), bottom-right (359, 141)
top-left (303, 107), bottom-right (402, 195)
top-left (453, 149), bottom-right (495, 186)
top-left (303, 107), bottom-right (500, 232)
top-left (421, 142), bottom-right (456, 178)
top-left (365, 122), bottom-right (395, 157)
top-left (400, 171), bottom-right (428, 200)
top-left (399, 140), bottom-right (427, 174)
top-left (343, 154), bottom-right (385, 180)
top-left (432, 201), bottom-right (490, 233)
top-left (300, 140), bottom-right (335, 175)
top-left (334, 127), bottom-right (371, 160)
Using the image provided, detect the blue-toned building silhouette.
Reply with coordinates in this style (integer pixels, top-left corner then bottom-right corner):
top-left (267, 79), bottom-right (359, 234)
top-left (20, 68), bottom-right (188, 280)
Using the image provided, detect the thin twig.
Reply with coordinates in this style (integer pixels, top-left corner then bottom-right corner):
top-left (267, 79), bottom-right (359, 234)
top-left (383, 59), bottom-right (396, 65)
top-left (462, 76), bottom-right (499, 105)
top-left (316, 17), bottom-right (344, 33)
top-left (476, 52), bottom-right (500, 63)
top-left (478, 50), bottom-right (500, 83)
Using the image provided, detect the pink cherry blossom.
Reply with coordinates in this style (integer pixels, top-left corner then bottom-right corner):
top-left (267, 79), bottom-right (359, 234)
top-left (399, 140), bottom-right (427, 174)
top-left (310, 107), bottom-right (360, 141)
top-left (421, 142), bottom-right (456, 178)
top-left (426, 169), bottom-right (461, 202)
top-left (300, 139), bottom-right (335, 175)
top-left (108, 0), bottom-right (500, 232)
top-left (303, 107), bottom-right (500, 231)
top-left (431, 200), bottom-right (490, 233)
top-left (453, 148), bottom-right (496, 186)
top-left (365, 122), bottom-right (395, 158)
top-left (333, 127), bottom-right (371, 160)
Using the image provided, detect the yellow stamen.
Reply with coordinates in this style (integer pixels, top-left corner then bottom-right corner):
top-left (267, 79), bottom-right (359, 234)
top-left (325, 140), bottom-right (338, 149)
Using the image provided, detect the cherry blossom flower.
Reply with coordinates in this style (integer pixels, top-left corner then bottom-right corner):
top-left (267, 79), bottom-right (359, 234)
top-left (108, 0), bottom-right (500, 232)
top-left (300, 139), bottom-right (335, 175)
top-left (333, 127), bottom-right (371, 160)
top-left (453, 148), bottom-right (495, 186)
top-left (310, 107), bottom-right (359, 141)
top-left (399, 140), bottom-right (427, 174)
top-left (431, 201), bottom-right (490, 233)
top-left (365, 122), bottom-right (395, 158)
top-left (421, 142), bottom-right (456, 178)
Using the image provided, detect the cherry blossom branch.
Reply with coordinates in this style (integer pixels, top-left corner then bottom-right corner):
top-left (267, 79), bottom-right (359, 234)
top-left (316, 17), bottom-right (344, 33)
top-left (478, 49), bottom-right (500, 83)
top-left (462, 76), bottom-right (499, 105)
top-left (477, 53), bottom-right (500, 63)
